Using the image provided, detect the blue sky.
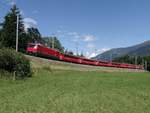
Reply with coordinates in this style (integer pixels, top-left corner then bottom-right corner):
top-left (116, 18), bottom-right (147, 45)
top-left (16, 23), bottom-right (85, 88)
top-left (0, 0), bottom-right (150, 57)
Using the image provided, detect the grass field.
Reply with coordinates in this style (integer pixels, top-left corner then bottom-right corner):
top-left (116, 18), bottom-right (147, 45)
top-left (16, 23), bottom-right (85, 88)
top-left (0, 56), bottom-right (149, 113)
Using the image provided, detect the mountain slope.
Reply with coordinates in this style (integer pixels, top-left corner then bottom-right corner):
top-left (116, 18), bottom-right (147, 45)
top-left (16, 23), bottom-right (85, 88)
top-left (93, 40), bottom-right (150, 61)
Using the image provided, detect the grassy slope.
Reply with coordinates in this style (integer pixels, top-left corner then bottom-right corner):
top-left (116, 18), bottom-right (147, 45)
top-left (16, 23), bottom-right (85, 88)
top-left (28, 55), bottom-right (146, 72)
top-left (0, 55), bottom-right (149, 113)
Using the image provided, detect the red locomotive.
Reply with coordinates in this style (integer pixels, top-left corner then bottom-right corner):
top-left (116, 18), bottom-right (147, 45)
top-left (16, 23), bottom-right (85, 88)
top-left (27, 43), bottom-right (144, 69)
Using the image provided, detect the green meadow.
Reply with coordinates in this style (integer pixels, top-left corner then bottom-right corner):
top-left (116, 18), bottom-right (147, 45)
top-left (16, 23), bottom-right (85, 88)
top-left (0, 56), bottom-right (149, 113)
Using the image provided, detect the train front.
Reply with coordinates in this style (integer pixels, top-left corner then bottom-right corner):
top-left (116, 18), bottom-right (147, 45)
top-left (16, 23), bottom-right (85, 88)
top-left (26, 43), bottom-right (38, 54)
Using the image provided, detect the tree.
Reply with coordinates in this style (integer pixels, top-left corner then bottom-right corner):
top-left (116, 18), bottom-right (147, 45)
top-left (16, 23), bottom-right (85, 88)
top-left (79, 52), bottom-right (85, 57)
top-left (43, 37), bottom-right (64, 52)
top-left (27, 27), bottom-right (43, 43)
top-left (0, 5), bottom-right (25, 50)
top-left (113, 55), bottom-right (150, 71)
top-left (64, 49), bottom-right (74, 55)
top-left (0, 29), bottom-right (2, 48)
top-left (143, 56), bottom-right (150, 71)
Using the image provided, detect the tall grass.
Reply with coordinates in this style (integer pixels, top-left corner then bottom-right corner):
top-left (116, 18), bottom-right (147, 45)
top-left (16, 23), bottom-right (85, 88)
top-left (0, 69), bottom-right (149, 113)
top-left (0, 70), bottom-right (13, 79)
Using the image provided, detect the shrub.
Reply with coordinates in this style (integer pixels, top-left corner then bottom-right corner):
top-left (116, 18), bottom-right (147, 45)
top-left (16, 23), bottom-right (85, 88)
top-left (0, 48), bottom-right (31, 78)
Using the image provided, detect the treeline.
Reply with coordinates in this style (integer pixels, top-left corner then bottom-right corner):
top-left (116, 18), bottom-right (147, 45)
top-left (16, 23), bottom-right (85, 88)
top-left (0, 5), bottom-right (66, 79)
top-left (113, 55), bottom-right (150, 71)
top-left (0, 5), bottom-right (86, 79)
top-left (0, 5), bottom-right (85, 57)
top-left (0, 5), bottom-right (42, 52)
top-left (0, 5), bottom-right (65, 53)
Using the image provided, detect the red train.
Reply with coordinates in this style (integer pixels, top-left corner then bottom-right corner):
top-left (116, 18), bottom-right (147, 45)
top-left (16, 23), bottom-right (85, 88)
top-left (27, 43), bottom-right (144, 70)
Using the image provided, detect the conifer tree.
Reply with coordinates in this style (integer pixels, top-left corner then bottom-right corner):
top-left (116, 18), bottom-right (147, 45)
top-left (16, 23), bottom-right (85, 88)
top-left (43, 37), bottom-right (64, 52)
top-left (0, 5), bottom-right (26, 51)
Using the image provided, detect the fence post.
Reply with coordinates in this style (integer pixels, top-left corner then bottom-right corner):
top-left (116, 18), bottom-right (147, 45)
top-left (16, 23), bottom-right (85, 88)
top-left (13, 71), bottom-right (16, 80)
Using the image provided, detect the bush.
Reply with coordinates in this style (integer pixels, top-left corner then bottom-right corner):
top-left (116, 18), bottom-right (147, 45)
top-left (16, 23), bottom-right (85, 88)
top-left (0, 48), bottom-right (32, 78)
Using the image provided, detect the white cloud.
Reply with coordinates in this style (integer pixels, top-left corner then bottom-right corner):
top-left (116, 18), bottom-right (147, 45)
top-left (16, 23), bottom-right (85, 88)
top-left (85, 48), bottom-right (110, 58)
top-left (85, 50), bottom-right (97, 58)
top-left (97, 48), bottom-right (110, 54)
top-left (51, 29), bottom-right (106, 58)
top-left (32, 10), bottom-right (39, 14)
top-left (10, 0), bottom-right (15, 5)
top-left (52, 30), bottom-right (66, 37)
top-left (23, 18), bottom-right (37, 30)
top-left (85, 51), bottom-right (97, 58)
top-left (20, 10), bottom-right (24, 16)
top-left (67, 32), bottom-right (96, 43)
top-left (56, 30), bottom-right (62, 33)
top-left (56, 29), bottom-right (96, 43)
top-left (68, 32), bottom-right (80, 38)
top-left (67, 32), bottom-right (80, 42)
top-left (82, 35), bottom-right (96, 42)
top-left (87, 43), bottom-right (95, 49)
top-left (58, 25), bottom-right (64, 29)
top-left (68, 32), bottom-right (78, 36)
top-left (5, 0), bottom-right (16, 6)
top-left (85, 51), bottom-right (90, 58)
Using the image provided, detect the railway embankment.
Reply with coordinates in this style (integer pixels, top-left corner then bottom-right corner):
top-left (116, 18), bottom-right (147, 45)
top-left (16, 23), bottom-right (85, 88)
top-left (26, 55), bottom-right (146, 72)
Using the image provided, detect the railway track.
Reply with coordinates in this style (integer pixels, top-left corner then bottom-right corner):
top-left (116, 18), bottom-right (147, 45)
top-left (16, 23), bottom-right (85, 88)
top-left (26, 55), bottom-right (146, 72)
top-left (26, 43), bottom-right (144, 70)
